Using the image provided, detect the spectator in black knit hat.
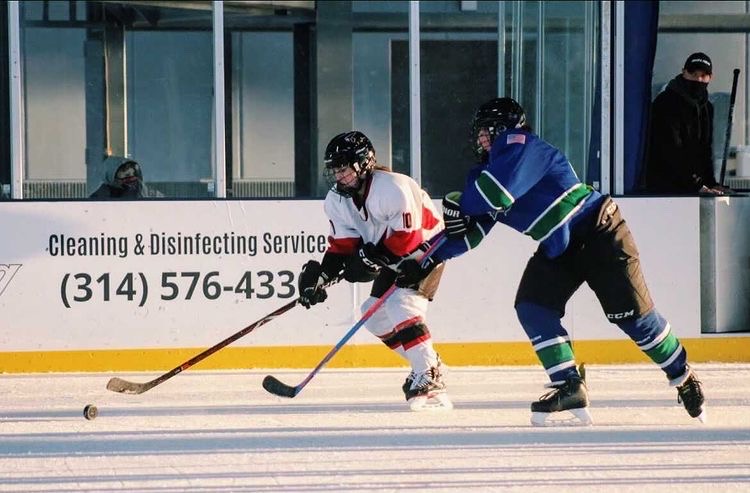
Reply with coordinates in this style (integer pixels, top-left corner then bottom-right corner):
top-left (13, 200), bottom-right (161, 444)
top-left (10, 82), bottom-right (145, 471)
top-left (645, 52), bottom-right (733, 195)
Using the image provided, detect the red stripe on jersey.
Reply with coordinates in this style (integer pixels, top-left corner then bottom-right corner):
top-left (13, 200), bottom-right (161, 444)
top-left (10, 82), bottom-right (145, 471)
top-left (328, 236), bottom-right (359, 255)
top-left (422, 204), bottom-right (441, 230)
top-left (384, 230), bottom-right (423, 256)
top-left (383, 204), bottom-right (441, 256)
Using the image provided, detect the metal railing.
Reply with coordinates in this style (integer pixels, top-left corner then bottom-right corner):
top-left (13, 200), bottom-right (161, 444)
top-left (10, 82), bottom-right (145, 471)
top-left (19, 179), bottom-right (296, 199)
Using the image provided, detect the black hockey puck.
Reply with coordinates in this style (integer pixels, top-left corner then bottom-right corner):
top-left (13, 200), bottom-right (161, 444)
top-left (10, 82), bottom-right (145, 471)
top-left (83, 404), bottom-right (98, 420)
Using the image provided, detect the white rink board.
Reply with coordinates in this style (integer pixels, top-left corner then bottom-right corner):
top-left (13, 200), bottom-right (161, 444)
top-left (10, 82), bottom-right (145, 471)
top-left (0, 198), bottom-right (700, 351)
top-left (429, 197), bottom-right (701, 342)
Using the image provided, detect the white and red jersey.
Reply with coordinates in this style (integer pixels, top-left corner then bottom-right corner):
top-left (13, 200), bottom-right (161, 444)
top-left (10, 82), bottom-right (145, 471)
top-left (323, 169), bottom-right (443, 259)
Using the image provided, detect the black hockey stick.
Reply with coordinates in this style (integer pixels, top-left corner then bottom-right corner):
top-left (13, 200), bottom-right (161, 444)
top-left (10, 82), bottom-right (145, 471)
top-left (720, 68), bottom-right (741, 186)
top-left (106, 278), bottom-right (340, 394)
top-left (106, 300), bottom-right (299, 394)
top-left (107, 278), bottom-right (341, 394)
top-left (263, 234), bottom-right (446, 399)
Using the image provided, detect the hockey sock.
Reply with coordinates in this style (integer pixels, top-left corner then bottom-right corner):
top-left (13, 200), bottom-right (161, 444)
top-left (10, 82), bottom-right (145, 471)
top-left (615, 309), bottom-right (687, 380)
top-left (399, 321), bottom-right (437, 373)
top-left (516, 302), bottom-right (579, 383)
top-left (379, 330), bottom-right (408, 360)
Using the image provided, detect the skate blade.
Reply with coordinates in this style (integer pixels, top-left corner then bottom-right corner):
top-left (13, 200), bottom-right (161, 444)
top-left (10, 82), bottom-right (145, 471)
top-left (694, 409), bottom-right (707, 424)
top-left (408, 393), bottom-right (453, 411)
top-left (531, 407), bottom-right (593, 427)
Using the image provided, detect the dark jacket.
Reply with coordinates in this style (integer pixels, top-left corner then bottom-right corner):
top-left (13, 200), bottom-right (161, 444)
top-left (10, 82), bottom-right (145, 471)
top-left (90, 156), bottom-right (163, 199)
top-left (645, 74), bottom-right (717, 193)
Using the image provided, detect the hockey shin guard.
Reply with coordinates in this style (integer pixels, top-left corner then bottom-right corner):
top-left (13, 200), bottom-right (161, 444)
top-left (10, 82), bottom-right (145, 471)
top-left (516, 302), bottom-right (579, 383)
top-left (615, 309), bottom-right (687, 380)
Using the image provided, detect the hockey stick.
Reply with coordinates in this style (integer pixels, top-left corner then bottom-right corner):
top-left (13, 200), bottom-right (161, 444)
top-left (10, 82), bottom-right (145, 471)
top-left (262, 234), bottom-right (446, 398)
top-left (720, 68), bottom-right (741, 186)
top-left (106, 278), bottom-right (340, 395)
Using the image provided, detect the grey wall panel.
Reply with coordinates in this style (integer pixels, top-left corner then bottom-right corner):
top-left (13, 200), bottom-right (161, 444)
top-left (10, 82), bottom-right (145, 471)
top-left (236, 32), bottom-right (294, 181)
top-left (126, 31), bottom-right (213, 183)
top-left (24, 28), bottom-right (86, 180)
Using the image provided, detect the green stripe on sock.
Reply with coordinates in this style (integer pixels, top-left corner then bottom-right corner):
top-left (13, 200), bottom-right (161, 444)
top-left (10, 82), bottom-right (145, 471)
top-left (537, 342), bottom-right (575, 369)
top-left (644, 333), bottom-right (681, 364)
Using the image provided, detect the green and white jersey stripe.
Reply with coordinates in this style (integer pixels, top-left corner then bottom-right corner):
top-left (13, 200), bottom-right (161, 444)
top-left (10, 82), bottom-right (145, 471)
top-left (475, 170), bottom-right (515, 211)
top-left (524, 183), bottom-right (593, 241)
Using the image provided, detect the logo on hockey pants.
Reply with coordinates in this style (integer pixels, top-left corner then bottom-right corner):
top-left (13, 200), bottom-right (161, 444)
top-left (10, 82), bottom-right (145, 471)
top-left (607, 309), bottom-right (635, 320)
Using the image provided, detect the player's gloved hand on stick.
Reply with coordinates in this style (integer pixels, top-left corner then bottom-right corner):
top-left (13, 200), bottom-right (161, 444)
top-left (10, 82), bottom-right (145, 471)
top-left (358, 242), bottom-right (393, 271)
top-left (344, 242), bottom-right (396, 283)
top-left (442, 191), bottom-right (470, 238)
top-left (298, 260), bottom-right (330, 309)
top-left (395, 257), bottom-right (439, 288)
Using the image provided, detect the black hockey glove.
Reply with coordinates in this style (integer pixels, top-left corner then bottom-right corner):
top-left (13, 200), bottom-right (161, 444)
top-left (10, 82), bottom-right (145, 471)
top-left (395, 257), bottom-right (439, 288)
top-left (442, 191), bottom-right (470, 239)
top-left (361, 242), bottom-right (396, 269)
top-left (298, 260), bottom-right (330, 309)
top-left (343, 242), bottom-right (395, 283)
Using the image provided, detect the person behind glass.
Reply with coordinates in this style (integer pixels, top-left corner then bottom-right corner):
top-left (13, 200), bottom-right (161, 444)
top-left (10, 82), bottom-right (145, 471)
top-left (645, 52), bottom-right (732, 195)
top-left (295, 131), bottom-right (452, 411)
top-left (90, 155), bottom-right (163, 199)
top-left (398, 97), bottom-right (706, 426)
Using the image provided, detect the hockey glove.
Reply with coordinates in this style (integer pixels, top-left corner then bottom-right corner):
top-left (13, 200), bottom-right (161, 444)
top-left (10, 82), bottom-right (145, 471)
top-left (298, 260), bottom-right (330, 309)
top-left (442, 191), bottom-right (470, 238)
top-left (343, 243), bottom-right (395, 282)
top-left (395, 257), bottom-right (439, 288)
top-left (360, 242), bottom-right (395, 268)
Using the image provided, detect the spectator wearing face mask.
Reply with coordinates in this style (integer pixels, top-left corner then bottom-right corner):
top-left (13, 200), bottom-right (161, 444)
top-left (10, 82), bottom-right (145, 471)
top-left (90, 156), bottom-right (164, 199)
top-left (645, 52), bottom-right (732, 195)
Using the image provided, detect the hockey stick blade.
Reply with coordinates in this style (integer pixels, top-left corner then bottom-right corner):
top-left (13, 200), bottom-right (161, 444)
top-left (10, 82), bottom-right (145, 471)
top-left (106, 377), bottom-right (154, 395)
top-left (262, 375), bottom-right (299, 398)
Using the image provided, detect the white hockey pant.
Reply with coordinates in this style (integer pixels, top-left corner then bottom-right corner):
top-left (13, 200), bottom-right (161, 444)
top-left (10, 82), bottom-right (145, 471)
top-left (361, 287), bottom-right (438, 373)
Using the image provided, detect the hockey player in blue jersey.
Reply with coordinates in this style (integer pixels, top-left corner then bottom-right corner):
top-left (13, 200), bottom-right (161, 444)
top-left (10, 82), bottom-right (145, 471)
top-left (397, 97), bottom-right (705, 426)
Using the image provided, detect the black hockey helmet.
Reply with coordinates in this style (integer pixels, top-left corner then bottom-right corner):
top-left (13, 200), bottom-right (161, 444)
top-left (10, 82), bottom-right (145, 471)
top-left (323, 131), bottom-right (376, 197)
top-left (471, 97), bottom-right (526, 161)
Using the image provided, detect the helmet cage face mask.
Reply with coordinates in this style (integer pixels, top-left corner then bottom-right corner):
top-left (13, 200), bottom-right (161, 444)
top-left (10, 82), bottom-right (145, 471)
top-left (323, 132), bottom-right (375, 197)
top-left (471, 98), bottom-right (526, 162)
top-left (472, 118), bottom-right (504, 161)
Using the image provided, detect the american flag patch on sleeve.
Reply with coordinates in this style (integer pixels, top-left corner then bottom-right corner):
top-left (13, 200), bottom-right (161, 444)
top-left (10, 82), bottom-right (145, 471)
top-left (507, 134), bottom-right (526, 145)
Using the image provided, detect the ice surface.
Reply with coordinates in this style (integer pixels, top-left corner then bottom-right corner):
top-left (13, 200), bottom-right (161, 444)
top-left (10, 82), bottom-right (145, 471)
top-left (1, 364), bottom-right (749, 492)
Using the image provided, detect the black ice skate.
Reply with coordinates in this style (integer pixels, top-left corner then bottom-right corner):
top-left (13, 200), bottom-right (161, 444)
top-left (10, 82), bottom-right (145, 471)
top-left (405, 365), bottom-right (452, 411)
top-left (402, 355), bottom-right (443, 401)
top-left (530, 375), bottom-right (593, 427)
top-left (674, 366), bottom-right (706, 423)
top-left (402, 370), bottom-right (415, 397)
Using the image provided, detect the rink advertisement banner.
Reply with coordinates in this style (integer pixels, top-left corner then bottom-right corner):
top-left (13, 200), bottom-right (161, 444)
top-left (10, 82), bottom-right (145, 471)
top-left (0, 200), bottom-right (359, 351)
top-left (0, 198), bottom-right (725, 366)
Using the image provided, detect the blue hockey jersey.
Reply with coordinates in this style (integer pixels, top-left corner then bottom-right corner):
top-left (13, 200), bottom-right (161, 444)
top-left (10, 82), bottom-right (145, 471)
top-left (434, 129), bottom-right (604, 262)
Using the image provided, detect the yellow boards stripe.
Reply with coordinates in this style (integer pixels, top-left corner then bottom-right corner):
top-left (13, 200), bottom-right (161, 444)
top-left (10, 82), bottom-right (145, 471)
top-left (0, 338), bottom-right (748, 373)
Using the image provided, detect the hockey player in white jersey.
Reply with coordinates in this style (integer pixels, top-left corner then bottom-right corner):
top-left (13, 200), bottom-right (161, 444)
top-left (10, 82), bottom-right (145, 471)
top-left (297, 131), bottom-right (451, 411)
